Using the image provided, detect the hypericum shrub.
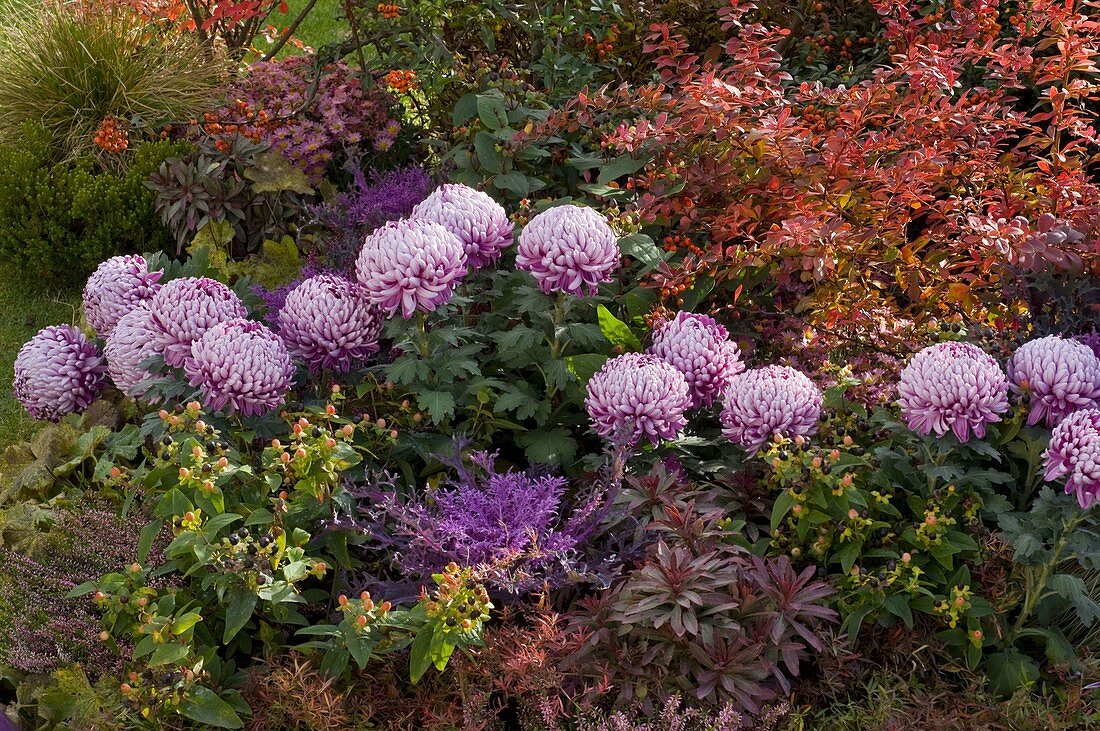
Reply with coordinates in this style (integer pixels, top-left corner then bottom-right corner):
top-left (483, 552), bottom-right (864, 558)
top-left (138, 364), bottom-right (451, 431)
top-left (0, 123), bottom-right (188, 284)
top-left (0, 0), bottom-right (225, 162)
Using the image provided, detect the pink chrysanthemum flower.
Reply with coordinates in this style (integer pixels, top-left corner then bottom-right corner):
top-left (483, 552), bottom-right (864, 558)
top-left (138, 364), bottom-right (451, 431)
top-left (104, 307), bottom-right (162, 399)
top-left (516, 204), bottom-right (619, 296)
top-left (278, 274), bottom-right (383, 372)
top-left (355, 218), bottom-right (468, 319)
top-left (82, 255), bottom-right (163, 337)
top-left (648, 312), bottom-right (744, 408)
top-left (1007, 335), bottom-right (1100, 428)
top-left (184, 319), bottom-right (295, 417)
top-left (897, 341), bottom-right (1009, 442)
top-left (411, 184), bottom-right (513, 269)
top-left (720, 365), bottom-right (822, 455)
top-left (13, 325), bottom-right (106, 421)
top-left (1043, 408), bottom-right (1100, 509)
top-left (147, 277), bottom-right (248, 368)
top-left (584, 353), bottom-right (691, 446)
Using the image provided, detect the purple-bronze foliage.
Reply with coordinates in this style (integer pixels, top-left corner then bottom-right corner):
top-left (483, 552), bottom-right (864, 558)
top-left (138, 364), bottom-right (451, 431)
top-left (277, 273), bottom-right (383, 372)
top-left (148, 277), bottom-right (248, 368)
top-left (648, 312), bottom-right (744, 408)
top-left (14, 325), bottom-right (107, 421)
top-left (897, 341), bottom-right (1009, 442)
top-left (1044, 407), bottom-right (1100, 509)
top-left (411, 183), bottom-right (513, 268)
top-left (719, 365), bottom-right (822, 455)
top-left (82, 254), bottom-right (162, 337)
top-left (1007, 335), bottom-right (1100, 427)
top-left (516, 204), bottom-right (620, 296)
top-left (585, 353), bottom-right (692, 447)
top-left (355, 218), bottom-right (468, 319)
top-left (184, 318), bottom-right (295, 417)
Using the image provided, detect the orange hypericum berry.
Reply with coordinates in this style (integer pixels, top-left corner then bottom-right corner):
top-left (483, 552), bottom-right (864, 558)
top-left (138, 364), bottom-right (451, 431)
top-left (326, 403), bottom-right (337, 416)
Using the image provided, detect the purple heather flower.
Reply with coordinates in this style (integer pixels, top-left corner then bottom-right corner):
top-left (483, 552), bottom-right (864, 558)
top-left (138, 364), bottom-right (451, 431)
top-left (355, 218), bottom-right (468, 319)
top-left (897, 341), bottom-right (1009, 442)
top-left (13, 325), bottom-right (107, 421)
top-left (720, 365), bottom-right (822, 455)
top-left (585, 353), bottom-right (692, 446)
top-left (278, 273), bottom-right (383, 372)
top-left (147, 277), bottom-right (248, 368)
top-left (648, 312), bottom-right (745, 408)
top-left (516, 204), bottom-right (620, 296)
top-left (411, 183), bottom-right (513, 268)
top-left (184, 319), bottom-right (294, 417)
top-left (104, 307), bottom-right (162, 399)
top-left (1043, 408), bottom-right (1100, 509)
top-left (1007, 335), bottom-right (1100, 427)
top-left (82, 255), bottom-right (163, 337)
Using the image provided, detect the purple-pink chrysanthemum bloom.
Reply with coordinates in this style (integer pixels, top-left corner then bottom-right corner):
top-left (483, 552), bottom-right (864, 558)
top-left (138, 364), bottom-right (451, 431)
top-left (648, 312), bottom-right (745, 408)
top-left (82, 255), bottom-right (163, 337)
top-left (516, 204), bottom-right (619, 296)
top-left (277, 274), bottom-right (383, 372)
top-left (13, 325), bottom-right (106, 421)
top-left (1043, 408), bottom-right (1100, 509)
top-left (1007, 335), bottom-right (1100, 428)
top-left (720, 365), bottom-right (822, 455)
top-left (184, 319), bottom-right (294, 417)
top-left (584, 353), bottom-right (691, 446)
top-left (897, 341), bottom-right (1009, 442)
top-left (411, 184), bottom-right (513, 269)
top-left (355, 218), bottom-right (468, 319)
top-left (104, 308), bottom-right (161, 399)
top-left (147, 278), bottom-right (248, 368)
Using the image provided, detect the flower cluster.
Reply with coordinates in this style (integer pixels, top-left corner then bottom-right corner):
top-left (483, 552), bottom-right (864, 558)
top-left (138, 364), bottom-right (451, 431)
top-left (719, 365), bottom-right (822, 455)
top-left (82, 254), bottom-right (163, 337)
top-left (147, 277), bottom-right (248, 368)
top-left (355, 218), bottom-right (468, 319)
top-left (648, 312), bottom-right (744, 408)
top-left (277, 274), bottom-right (383, 372)
top-left (104, 308), bottom-right (161, 398)
top-left (585, 353), bottom-right (691, 446)
top-left (1044, 408), bottom-right (1100, 509)
top-left (1007, 335), bottom-right (1100, 427)
top-left (224, 57), bottom-right (397, 179)
top-left (411, 183), bottom-right (513, 268)
top-left (14, 325), bottom-right (106, 421)
top-left (184, 319), bottom-right (295, 417)
top-left (897, 342), bottom-right (1009, 442)
top-left (516, 204), bottom-right (620, 296)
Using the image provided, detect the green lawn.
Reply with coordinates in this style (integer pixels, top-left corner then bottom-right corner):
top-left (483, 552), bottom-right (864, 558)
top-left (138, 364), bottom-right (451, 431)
top-left (273, 0), bottom-right (344, 52)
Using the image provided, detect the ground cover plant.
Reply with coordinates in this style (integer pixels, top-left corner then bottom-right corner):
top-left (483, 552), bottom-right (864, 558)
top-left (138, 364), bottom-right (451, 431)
top-left (2, 0), bottom-right (1100, 728)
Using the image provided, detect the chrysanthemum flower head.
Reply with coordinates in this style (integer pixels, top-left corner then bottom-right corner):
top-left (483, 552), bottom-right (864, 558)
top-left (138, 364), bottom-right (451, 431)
top-left (411, 184), bottom-right (513, 269)
top-left (104, 307), bottom-right (162, 399)
top-left (720, 365), bottom-right (822, 455)
top-left (82, 255), bottom-right (163, 337)
top-left (14, 325), bottom-right (106, 421)
top-left (584, 353), bottom-right (691, 446)
top-left (516, 204), bottom-right (619, 296)
top-left (278, 274), bottom-right (383, 372)
top-left (355, 218), bottom-right (468, 319)
top-left (1007, 335), bottom-right (1100, 427)
top-left (648, 312), bottom-right (744, 408)
top-left (897, 341), bottom-right (1009, 442)
top-left (1044, 408), bottom-right (1100, 509)
top-left (184, 318), bottom-right (294, 417)
top-left (147, 277), bottom-right (248, 368)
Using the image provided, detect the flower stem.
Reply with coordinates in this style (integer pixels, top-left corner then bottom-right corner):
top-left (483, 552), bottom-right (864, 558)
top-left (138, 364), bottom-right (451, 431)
top-left (1010, 511), bottom-right (1084, 637)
